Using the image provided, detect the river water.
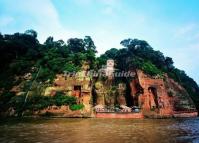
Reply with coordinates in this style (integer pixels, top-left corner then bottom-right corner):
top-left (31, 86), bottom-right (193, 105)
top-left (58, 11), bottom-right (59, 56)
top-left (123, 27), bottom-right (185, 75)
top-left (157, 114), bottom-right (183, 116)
top-left (0, 117), bottom-right (199, 143)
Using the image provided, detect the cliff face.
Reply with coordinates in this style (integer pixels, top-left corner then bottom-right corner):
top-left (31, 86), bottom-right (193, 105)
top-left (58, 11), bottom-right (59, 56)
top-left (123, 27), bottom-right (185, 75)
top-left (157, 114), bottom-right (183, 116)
top-left (6, 67), bottom-right (197, 118)
top-left (164, 75), bottom-right (196, 111)
top-left (130, 70), bottom-right (197, 117)
top-left (46, 69), bottom-right (197, 118)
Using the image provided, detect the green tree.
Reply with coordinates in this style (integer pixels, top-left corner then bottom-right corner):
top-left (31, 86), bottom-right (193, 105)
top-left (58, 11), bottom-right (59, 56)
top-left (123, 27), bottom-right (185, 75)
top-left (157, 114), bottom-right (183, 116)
top-left (25, 29), bottom-right (38, 39)
top-left (67, 38), bottom-right (85, 53)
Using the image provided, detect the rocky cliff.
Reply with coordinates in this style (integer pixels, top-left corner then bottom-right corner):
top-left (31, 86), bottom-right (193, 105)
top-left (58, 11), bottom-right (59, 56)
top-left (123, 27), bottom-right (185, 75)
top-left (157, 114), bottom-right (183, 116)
top-left (129, 70), bottom-right (197, 118)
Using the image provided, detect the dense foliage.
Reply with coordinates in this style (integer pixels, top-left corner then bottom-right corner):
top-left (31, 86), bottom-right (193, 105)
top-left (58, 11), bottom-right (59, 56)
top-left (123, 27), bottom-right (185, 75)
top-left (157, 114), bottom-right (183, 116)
top-left (0, 30), bottom-right (96, 114)
top-left (0, 30), bottom-right (97, 86)
top-left (0, 30), bottom-right (199, 113)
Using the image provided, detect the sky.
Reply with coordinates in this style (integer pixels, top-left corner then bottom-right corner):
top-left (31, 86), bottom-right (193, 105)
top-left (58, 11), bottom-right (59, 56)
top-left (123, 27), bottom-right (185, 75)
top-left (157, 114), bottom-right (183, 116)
top-left (0, 0), bottom-right (199, 84)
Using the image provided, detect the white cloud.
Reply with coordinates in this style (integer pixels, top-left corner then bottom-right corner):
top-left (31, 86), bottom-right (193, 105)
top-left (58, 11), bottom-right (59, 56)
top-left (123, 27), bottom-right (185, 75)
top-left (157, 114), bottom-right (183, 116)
top-left (0, 0), bottom-right (79, 43)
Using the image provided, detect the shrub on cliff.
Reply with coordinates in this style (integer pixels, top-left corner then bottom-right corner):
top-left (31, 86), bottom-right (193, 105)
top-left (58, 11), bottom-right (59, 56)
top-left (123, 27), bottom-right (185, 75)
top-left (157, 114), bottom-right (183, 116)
top-left (53, 92), bottom-right (76, 106)
top-left (9, 92), bottom-right (77, 114)
top-left (141, 61), bottom-right (163, 77)
top-left (70, 104), bottom-right (84, 111)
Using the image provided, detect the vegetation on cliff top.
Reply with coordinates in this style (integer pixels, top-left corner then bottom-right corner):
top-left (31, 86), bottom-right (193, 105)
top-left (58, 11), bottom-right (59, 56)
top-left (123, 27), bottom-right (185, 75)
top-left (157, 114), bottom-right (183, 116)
top-left (0, 30), bottom-right (198, 113)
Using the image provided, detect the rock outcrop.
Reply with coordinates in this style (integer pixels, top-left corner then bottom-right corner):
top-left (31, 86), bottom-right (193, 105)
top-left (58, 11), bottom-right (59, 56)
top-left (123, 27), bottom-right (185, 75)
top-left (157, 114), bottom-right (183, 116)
top-left (130, 70), bottom-right (197, 118)
top-left (43, 62), bottom-right (92, 115)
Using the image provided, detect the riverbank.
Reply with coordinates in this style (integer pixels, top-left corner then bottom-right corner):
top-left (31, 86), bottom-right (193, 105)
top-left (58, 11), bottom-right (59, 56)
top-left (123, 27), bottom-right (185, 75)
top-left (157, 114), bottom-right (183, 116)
top-left (1, 106), bottom-right (198, 119)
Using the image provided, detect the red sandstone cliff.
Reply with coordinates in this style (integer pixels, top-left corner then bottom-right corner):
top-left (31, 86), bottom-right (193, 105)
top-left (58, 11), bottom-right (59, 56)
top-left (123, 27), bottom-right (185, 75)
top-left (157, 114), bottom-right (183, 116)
top-left (130, 70), bottom-right (197, 118)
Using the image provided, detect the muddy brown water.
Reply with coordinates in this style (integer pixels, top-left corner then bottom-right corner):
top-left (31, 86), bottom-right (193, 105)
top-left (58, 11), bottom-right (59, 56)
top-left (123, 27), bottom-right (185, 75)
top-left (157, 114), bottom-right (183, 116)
top-left (0, 117), bottom-right (199, 143)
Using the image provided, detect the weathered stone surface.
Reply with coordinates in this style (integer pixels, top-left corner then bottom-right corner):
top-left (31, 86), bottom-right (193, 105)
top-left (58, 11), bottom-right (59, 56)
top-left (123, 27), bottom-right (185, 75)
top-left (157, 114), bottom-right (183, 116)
top-left (130, 70), bottom-right (197, 118)
top-left (117, 83), bottom-right (127, 105)
top-left (28, 105), bottom-right (87, 117)
top-left (44, 87), bottom-right (62, 96)
top-left (43, 61), bottom-right (92, 114)
top-left (94, 81), bottom-right (106, 105)
top-left (164, 74), bottom-right (196, 111)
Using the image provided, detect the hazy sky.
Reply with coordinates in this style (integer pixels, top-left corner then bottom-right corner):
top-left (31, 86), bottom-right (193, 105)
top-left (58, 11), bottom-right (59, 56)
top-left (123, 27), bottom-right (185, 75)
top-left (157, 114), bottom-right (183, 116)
top-left (0, 0), bottom-right (199, 83)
